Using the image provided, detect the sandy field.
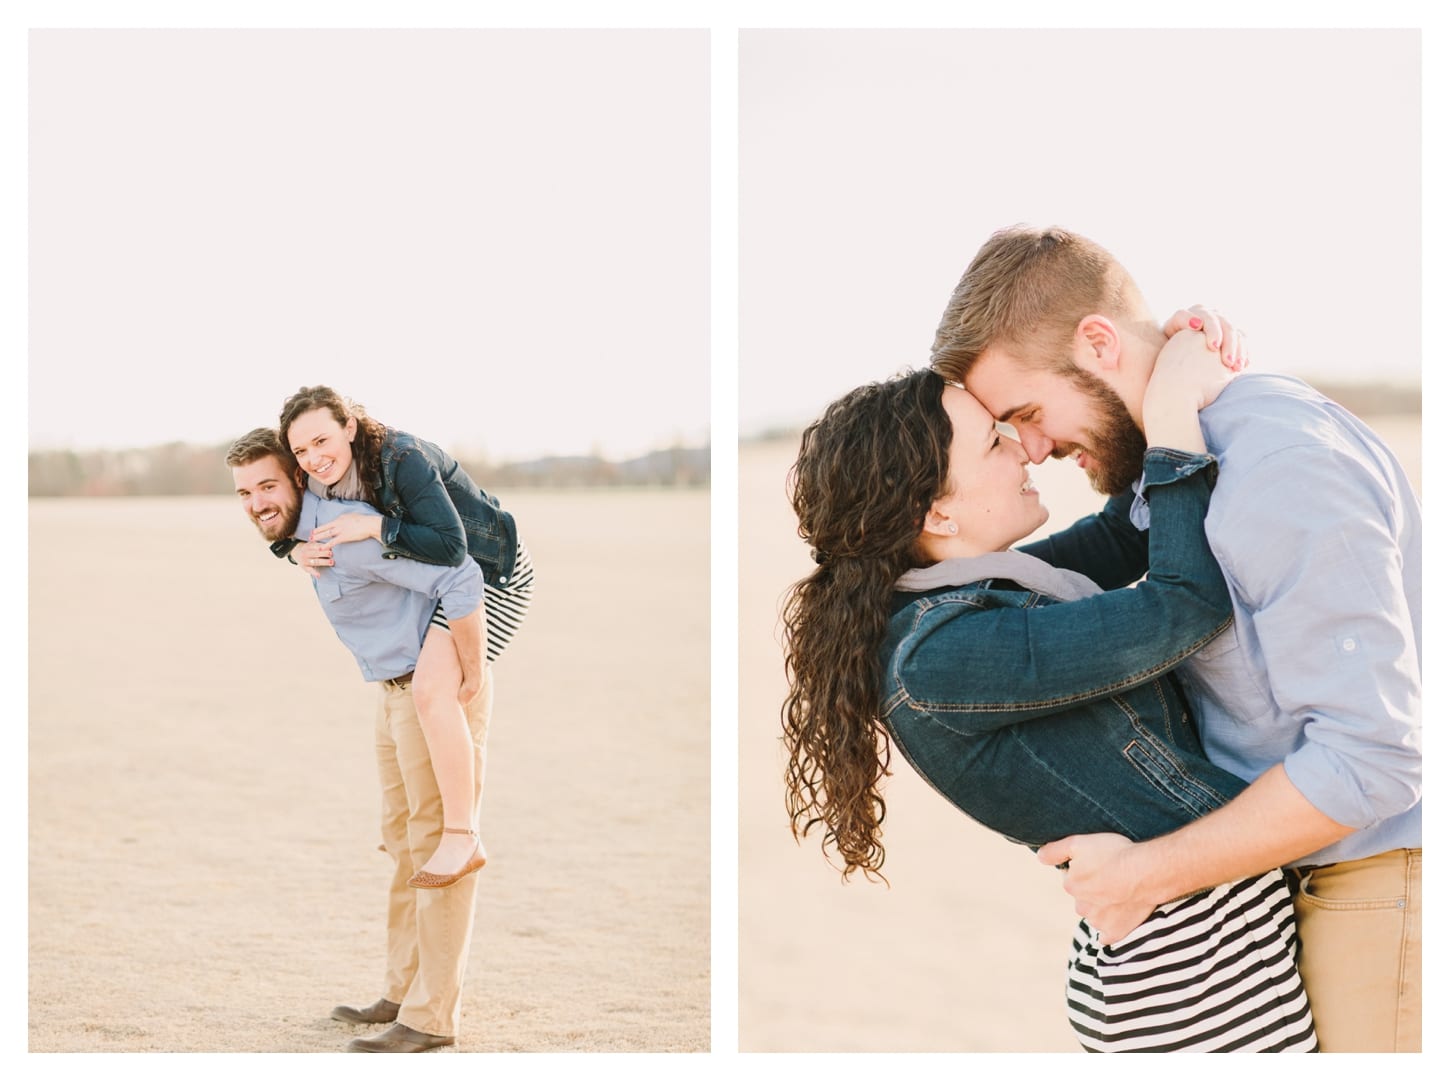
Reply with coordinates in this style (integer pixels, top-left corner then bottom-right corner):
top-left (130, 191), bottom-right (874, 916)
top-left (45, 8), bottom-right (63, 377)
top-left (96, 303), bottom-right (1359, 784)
top-left (739, 415), bottom-right (1420, 1053)
top-left (28, 487), bottom-right (709, 1053)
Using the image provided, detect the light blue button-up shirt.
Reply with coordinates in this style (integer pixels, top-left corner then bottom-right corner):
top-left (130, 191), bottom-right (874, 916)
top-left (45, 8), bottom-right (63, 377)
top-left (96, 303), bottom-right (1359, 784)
top-left (295, 490), bottom-right (484, 682)
top-left (1160, 374), bottom-right (1421, 867)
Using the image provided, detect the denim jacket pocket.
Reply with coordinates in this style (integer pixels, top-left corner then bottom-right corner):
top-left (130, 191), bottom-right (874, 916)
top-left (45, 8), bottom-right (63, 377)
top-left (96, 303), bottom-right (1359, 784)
top-left (460, 511), bottom-right (503, 549)
top-left (1122, 725), bottom-right (1239, 821)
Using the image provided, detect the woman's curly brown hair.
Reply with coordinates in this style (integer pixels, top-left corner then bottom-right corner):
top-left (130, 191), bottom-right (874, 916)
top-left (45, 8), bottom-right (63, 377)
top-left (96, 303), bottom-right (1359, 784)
top-left (278, 385), bottom-right (391, 510)
top-left (782, 368), bottom-right (954, 879)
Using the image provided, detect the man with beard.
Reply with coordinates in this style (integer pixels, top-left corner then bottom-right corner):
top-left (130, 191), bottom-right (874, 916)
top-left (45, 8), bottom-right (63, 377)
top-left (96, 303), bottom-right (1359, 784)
top-left (929, 226), bottom-right (1421, 1053)
top-left (226, 427), bottom-right (490, 1054)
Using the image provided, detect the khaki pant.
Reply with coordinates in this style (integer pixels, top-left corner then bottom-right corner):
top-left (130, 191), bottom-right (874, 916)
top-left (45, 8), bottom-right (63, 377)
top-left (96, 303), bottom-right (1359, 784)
top-left (373, 668), bottom-right (492, 1038)
top-left (1294, 847), bottom-right (1421, 1052)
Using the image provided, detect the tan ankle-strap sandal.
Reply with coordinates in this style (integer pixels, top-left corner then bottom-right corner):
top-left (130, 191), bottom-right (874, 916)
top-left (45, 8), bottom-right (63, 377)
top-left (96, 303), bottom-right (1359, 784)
top-left (406, 827), bottom-right (487, 889)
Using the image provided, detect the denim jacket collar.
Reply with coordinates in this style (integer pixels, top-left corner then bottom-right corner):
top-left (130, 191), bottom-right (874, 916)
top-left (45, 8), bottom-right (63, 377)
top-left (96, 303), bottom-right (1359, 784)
top-left (896, 551), bottom-right (1103, 602)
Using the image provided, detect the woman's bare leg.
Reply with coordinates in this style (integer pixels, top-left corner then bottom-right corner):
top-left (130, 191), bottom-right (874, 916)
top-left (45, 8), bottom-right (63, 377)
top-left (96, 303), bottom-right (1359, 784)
top-left (410, 623), bottom-right (482, 878)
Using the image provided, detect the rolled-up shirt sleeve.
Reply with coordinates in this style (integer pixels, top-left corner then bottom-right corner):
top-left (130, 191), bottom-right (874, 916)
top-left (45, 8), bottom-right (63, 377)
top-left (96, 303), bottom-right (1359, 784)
top-left (360, 536), bottom-right (484, 621)
top-left (1214, 445), bottom-right (1421, 827)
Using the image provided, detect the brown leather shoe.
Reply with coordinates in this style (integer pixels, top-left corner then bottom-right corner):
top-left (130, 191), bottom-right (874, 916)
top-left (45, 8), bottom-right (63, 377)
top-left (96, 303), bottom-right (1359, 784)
top-left (346, 1022), bottom-right (455, 1053)
top-left (330, 998), bottom-right (400, 1025)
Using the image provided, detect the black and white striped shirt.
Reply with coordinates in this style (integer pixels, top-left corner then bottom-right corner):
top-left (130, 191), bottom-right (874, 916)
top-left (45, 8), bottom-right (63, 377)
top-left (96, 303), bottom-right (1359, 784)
top-left (1065, 869), bottom-right (1317, 1053)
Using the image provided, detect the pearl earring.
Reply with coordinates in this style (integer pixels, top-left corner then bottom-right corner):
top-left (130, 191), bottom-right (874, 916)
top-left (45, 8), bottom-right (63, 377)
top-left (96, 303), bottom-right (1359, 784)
top-left (947, 522), bottom-right (958, 535)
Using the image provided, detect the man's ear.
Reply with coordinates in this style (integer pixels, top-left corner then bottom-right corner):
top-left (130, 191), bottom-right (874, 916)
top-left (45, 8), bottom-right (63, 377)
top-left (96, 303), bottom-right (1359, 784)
top-left (1073, 314), bottom-right (1122, 373)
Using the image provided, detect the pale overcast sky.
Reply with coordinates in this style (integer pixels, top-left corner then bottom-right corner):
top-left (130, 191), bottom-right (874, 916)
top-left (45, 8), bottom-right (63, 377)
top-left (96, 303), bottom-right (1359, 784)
top-left (741, 28), bottom-right (1423, 436)
top-left (29, 28), bottom-right (708, 459)
top-left (21, 18), bottom-right (1437, 455)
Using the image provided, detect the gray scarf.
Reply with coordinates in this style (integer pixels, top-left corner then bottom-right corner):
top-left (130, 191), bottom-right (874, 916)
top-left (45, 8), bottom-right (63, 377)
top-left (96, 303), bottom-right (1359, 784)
top-left (895, 551), bottom-right (1103, 603)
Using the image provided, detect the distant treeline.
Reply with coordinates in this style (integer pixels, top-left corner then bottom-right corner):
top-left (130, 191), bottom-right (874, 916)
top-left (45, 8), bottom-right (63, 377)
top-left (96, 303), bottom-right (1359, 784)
top-left (29, 442), bottom-right (710, 498)
top-left (743, 380), bottom-right (1420, 445)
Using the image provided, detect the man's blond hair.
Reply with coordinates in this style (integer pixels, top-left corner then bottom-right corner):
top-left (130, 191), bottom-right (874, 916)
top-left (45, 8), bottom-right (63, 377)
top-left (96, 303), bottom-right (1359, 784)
top-left (930, 225), bottom-right (1148, 382)
top-left (225, 427), bottom-right (294, 471)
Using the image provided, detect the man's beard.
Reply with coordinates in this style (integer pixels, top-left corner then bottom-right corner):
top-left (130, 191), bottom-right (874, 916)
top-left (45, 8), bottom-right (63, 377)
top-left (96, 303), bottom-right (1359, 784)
top-left (252, 497), bottom-right (302, 542)
top-left (1058, 367), bottom-right (1147, 496)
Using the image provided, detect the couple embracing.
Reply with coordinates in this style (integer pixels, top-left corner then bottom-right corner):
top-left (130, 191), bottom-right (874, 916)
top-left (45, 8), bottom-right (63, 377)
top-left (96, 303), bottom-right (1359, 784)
top-left (783, 226), bottom-right (1421, 1053)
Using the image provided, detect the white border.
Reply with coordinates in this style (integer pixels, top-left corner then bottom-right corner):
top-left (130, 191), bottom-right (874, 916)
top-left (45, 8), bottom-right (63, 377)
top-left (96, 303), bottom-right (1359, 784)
top-left (11, 1), bottom-right (1445, 1075)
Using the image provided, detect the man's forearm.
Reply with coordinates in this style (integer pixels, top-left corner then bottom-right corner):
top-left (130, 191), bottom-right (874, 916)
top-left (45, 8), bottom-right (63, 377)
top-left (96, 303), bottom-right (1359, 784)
top-left (1132, 763), bottom-right (1356, 902)
top-left (1040, 761), bottom-right (1362, 944)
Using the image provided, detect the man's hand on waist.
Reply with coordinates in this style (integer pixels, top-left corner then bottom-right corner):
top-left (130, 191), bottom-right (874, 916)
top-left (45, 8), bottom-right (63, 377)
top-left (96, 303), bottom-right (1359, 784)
top-left (1037, 832), bottom-right (1158, 944)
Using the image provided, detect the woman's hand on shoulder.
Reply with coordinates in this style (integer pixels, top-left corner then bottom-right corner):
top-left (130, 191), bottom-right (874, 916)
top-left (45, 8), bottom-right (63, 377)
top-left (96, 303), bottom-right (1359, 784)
top-left (1141, 317), bottom-right (1244, 451)
top-left (1161, 305), bottom-right (1249, 373)
top-left (310, 512), bottom-right (383, 546)
top-left (291, 539), bottom-right (334, 579)
top-left (1151, 327), bottom-right (1241, 413)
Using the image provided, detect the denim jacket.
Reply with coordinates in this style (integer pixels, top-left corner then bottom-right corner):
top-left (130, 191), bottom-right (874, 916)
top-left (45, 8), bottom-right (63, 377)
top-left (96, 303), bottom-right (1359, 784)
top-left (877, 448), bottom-right (1247, 848)
top-left (374, 429), bottom-right (520, 587)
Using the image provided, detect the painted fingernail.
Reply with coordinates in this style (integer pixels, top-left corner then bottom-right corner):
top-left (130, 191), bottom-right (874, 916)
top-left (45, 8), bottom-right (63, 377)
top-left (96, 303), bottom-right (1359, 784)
top-left (1209, 339), bottom-right (1220, 350)
top-left (1189, 317), bottom-right (1203, 330)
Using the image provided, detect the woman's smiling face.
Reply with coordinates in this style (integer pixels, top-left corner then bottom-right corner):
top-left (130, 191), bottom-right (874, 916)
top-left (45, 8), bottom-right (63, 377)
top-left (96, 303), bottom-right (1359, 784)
top-left (287, 407), bottom-right (357, 485)
top-left (930, 384), bottom-right (1050, 554)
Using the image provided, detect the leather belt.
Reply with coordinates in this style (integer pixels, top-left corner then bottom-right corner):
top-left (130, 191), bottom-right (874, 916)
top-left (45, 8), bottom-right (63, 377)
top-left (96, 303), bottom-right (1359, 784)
top-left (1282, 863), bottom-right (1321, 895)
top-left (382, 670), bottom-right (415, 690)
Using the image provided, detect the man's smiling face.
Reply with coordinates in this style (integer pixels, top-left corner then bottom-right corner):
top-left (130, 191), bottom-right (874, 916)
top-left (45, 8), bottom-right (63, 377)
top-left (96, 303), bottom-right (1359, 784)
top-left (232, 455), bottom-right (303, 542)
top-left (964, 345), bottom-right (1147, 496)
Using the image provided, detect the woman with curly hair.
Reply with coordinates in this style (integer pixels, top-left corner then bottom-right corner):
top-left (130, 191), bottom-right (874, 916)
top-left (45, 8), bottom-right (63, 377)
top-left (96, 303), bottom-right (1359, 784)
top-left (781, 329), bottom-right (1316, 1052)
top-left (280, 386), bottom-right (533, 890)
